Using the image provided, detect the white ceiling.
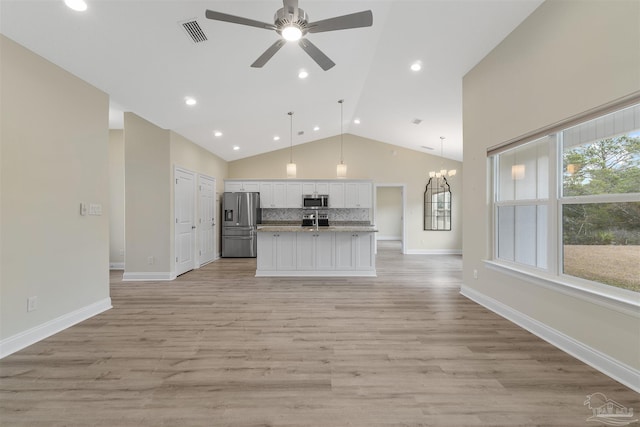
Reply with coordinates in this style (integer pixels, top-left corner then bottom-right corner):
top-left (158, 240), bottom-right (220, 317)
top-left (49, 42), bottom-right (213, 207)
top-left (0, 0), bottom-right (543, 162)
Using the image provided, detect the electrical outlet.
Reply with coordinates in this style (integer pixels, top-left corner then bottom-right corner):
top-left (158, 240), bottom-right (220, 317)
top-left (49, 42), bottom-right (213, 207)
top-left (473, 269), bottom-right (478, 279)
top-left (119, 249), bottom-right (125, 256)
top-left (27, 296), bottom-right (38, 312)
top-left (147, 256), bottom-right (155, 265)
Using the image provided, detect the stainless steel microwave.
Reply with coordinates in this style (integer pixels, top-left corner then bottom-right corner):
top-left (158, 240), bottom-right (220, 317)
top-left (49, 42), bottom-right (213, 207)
top-left (303, 194), bottom-right (329, 209)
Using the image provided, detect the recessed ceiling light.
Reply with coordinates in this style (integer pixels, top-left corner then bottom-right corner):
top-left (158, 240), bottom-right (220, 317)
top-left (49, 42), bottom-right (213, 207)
top-left (273, 136), bottom-right (280, 141)
top-left (353, 118), bottom-right (361, 124)
top-left (185, 97), bottom-right (197, 106)
top-left (298, 69), bottom-right (309, 79)
top-left (411, 61), bottom-right (422, 72)
top-left (412, 118), bottom-right (423, 125)
top-left (214, 131), bottom-right (223, 137)
top-left (233, 146), bottom-right (240, 151)
top-left (64, 0), bottom-right (87, 12)
top-left (313, 126), bottom-right (320, 131)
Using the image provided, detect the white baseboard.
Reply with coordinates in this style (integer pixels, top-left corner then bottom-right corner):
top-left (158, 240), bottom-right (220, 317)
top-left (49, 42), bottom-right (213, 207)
top-left (122, 272), bottom-right (176, 281)
top-left (460, 285), bottom-right (640, 393)
top-left (377, 235), bottom-right (402, 241)
top-left (0, 298), bottom-right (112, 359)
top-left (405, 249), bottom-right (462, 255)
top-left (109, 262), bottom-right (125, 270)
top-left (256, 270), bottom-right (377, 278)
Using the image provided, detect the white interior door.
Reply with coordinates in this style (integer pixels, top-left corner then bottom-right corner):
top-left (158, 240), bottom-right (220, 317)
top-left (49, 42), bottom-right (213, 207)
top-left (198, 175), bottom-right (216, 266)
top-left (175, 168), bottom-right (196, 276)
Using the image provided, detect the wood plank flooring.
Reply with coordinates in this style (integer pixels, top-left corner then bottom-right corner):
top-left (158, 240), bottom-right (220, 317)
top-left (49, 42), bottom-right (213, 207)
top-left (1, 241), bottom-right (638, 426)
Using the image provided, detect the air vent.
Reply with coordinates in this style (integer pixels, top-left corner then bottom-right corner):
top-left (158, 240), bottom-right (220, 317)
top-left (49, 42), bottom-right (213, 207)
top-left (421, 145), bottom-right (434, 150)
top-left (181, 19), bottom-right (208, 44)
top-left (297, 131), bottom-right (304, 136)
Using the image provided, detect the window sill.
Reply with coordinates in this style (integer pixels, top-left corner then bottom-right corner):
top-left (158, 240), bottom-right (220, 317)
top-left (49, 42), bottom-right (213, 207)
top-left (483, 260), bottom-right (640, 317)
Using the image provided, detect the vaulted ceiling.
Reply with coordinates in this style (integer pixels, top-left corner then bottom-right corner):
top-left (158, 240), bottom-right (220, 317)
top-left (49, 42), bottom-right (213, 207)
top-left (0, 0), bottom-right (543, 162)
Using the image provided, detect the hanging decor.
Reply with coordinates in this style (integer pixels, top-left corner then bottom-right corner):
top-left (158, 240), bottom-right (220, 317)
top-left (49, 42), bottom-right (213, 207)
top-left (337, 99), bottom-right (347, 178)
top-left (286, 111), bottom-right (296, 178)
top-left (424, 136), bottom-right (453, 230)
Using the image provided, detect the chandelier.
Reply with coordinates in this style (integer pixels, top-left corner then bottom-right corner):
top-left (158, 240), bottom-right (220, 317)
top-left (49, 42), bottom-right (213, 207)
top-left (429, 136), bottom-right (456, 178)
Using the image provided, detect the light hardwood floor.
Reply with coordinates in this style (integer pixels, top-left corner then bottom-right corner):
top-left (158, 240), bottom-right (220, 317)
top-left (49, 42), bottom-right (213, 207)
top-left (1, 241), bottom-right (638, 426)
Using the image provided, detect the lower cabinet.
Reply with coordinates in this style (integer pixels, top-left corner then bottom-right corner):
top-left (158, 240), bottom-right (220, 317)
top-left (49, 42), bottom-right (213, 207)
top-left (257, 231), bottom-right (375, 276)
top-left (296, 232), bottom-right (335, 271)
top-left (335, 232), bottom-right (375, 270)
top-left (256, 232), bottom-right (296, 271)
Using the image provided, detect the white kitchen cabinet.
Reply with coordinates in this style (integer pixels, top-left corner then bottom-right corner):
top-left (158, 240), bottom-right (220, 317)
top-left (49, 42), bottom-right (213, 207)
top-left (296, 232), bottom-right (335, 270)
top-left (328, 182), bottom-right (345, 208)
top-left (303, 182), bottom-right (330, 195)
top-left (335, 232), bottom-right (375, 270)
top-left (345, 182), bottom-right (372, 208)
top-left (257, 232), bottom-right (296, 271)
top-left (286, 182), bottom-right (303, 208)
top-left (225, 181), bottom-right (260, 193)
top-left (260, 182), bottom-right (286, 208)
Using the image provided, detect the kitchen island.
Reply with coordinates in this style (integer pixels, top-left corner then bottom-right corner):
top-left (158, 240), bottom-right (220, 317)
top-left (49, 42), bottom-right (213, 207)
top-left (256, 225), bottom-right (377, 277)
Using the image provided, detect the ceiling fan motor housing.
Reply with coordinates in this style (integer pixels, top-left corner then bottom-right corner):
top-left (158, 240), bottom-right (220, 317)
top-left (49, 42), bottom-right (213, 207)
top-left (274, 7), bottom-right (309, 35)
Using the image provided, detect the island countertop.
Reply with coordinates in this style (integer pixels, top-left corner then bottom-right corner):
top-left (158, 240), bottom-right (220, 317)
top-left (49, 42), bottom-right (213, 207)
top-left (257, 225), bottom-right (378, 233)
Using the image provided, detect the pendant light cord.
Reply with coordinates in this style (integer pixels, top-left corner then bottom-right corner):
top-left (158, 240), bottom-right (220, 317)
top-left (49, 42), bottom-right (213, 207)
top-left (288, 111), bottom-right (293, 163)
top-left (338, 99), bottom-right (344, 164)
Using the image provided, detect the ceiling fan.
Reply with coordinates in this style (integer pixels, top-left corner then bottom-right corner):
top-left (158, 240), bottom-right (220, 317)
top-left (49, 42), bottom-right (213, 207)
top-left (205, 0), bottom-right (373, 71)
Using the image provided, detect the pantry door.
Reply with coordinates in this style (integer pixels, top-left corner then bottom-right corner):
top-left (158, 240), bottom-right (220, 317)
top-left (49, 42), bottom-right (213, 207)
top-left (175, 168), bottom-right (196, 276)
top-left (198, 175), bottom-right (216, 266)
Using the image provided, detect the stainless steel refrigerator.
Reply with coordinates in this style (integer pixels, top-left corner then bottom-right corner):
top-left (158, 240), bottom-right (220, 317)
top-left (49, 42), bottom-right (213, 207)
top-left (221, 192), bottom-right (261, 257)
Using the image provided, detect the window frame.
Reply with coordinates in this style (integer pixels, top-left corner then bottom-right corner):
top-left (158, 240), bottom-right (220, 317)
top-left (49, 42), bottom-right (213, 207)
top-left (488, 103), bottom-right (640, 314)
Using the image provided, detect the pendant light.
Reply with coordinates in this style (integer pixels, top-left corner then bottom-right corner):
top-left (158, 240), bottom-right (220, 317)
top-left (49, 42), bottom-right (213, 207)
top-left (286, 111), bottom-right (297, 178)
top-left (337, 99), bottom-right (347, 178)
top-left (429, 136), bottom-right (456, 178)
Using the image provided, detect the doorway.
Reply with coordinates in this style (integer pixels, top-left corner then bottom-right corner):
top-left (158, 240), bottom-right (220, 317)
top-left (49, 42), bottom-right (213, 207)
top-left (374, 184), bottom-right (406, 254)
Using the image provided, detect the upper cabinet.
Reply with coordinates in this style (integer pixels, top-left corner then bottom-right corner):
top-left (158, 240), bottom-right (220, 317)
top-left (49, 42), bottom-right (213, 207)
top-left (345, 182), bottom-right (372, 208)
top-left (328, 182), bottom-right (345, 208)
top-left (286, 182), bottom-right (303, 208)
top-left (260, 182), bottom-right (286, 208)
top-left (225, 181), bottom-right (260, 193)
top-left (225, 180), bottom-right (372, 210)
top-left (303, 182), bottom-right (330, 195)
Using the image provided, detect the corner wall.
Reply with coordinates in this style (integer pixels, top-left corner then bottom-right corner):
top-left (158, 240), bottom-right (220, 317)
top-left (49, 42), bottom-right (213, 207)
top-left (0, 35), bottom-right (111, 355)
top-left (109, 130), bottom-right (125, 268)
top-left (462, 0), bottom-right (640, 387)
top-left (229, 134), bottom-right (463, 253)
top-left (123, 112), bottom-right (172, 278)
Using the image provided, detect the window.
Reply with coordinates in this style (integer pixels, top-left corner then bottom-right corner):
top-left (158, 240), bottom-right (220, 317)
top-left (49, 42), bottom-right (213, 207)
top-left (491, 103), bottom-right (640, 297)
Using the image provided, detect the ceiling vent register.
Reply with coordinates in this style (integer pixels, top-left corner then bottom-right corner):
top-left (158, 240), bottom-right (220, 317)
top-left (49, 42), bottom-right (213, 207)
top-left (181, 19), bottom-right (208, 43)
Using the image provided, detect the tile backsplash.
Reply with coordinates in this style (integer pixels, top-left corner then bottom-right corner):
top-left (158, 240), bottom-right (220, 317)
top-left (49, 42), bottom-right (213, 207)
top-left (262, 208), bottom-right (370, 223)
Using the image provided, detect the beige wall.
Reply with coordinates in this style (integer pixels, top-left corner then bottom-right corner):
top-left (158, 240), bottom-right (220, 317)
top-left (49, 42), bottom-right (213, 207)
top-left (109, 130), bottom-right (125, 267)
top-left (1, 35), bottom-right (110, 342)
top-left (376, 187), bottom-right (403, 240)
top-left (463, 0), bottom-right (640, 373)
top-left (124, 113), bottom-right (172, 275)
top-left (229, 134), bottom-right (462, 252)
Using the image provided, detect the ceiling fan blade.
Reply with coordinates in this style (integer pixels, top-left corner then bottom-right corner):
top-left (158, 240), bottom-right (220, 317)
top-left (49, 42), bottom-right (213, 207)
top-left (298, 38), bottom-right (336, 71)
top-left (205, 10), bottom-right (276, 31)
top-left (307, 10), bottom-right (373, 33)
top-left (251, 39), bottom-right (287, 68)
top-left (283, 0), bottom-right (299, 20)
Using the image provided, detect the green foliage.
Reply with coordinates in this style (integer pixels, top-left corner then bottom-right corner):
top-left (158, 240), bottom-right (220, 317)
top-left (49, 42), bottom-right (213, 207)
top-left (563, 135), bottom-right (640, 245)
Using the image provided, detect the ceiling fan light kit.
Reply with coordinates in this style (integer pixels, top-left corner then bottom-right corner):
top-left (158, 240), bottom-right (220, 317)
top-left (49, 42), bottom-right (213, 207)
top-left (205, 0), bottom-right (373, 71)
